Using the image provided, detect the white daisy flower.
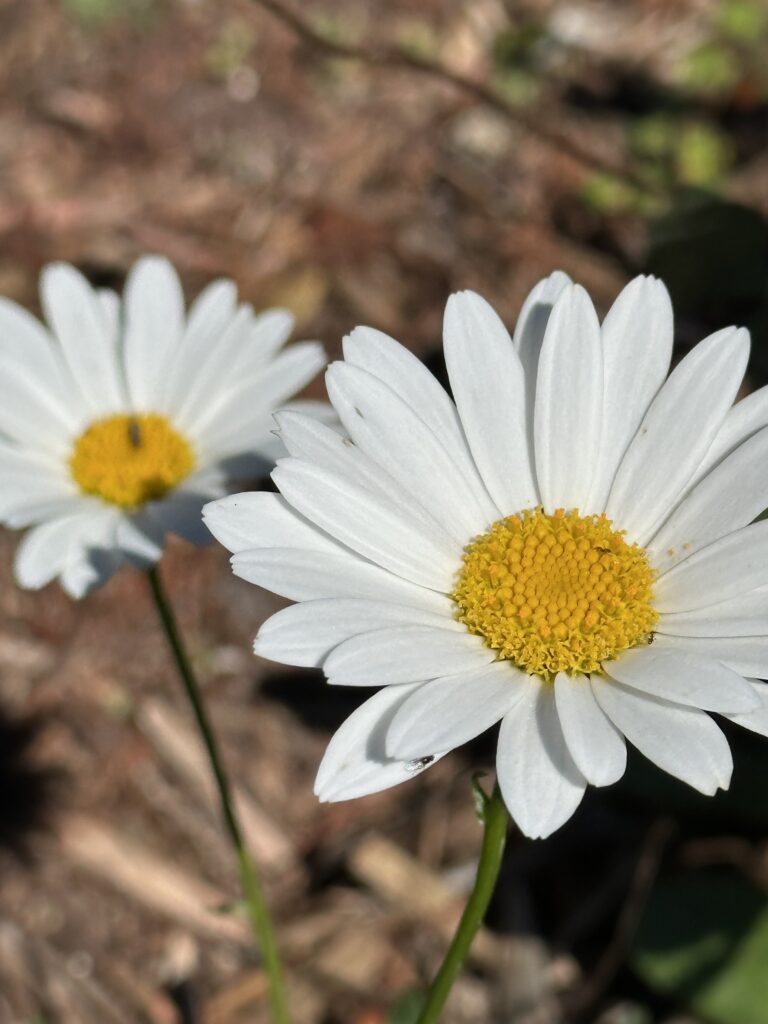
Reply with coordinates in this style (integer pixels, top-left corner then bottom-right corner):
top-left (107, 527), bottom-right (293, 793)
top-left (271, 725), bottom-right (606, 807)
top-left (204, 272), bottom-right (768, 839)
top-left (0, 256), bottom-right (328, 598)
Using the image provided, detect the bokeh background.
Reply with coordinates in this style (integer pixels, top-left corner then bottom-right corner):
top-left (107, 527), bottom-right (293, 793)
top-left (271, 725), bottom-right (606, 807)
top-left (1, 1), bottom-right (768, 1022)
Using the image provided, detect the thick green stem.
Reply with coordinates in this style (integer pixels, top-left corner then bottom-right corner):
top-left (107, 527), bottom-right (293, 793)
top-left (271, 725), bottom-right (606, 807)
top-left (416, 784), bottom-right (509, 1024)
top-left (146, 566), bottom-right (290, 1024)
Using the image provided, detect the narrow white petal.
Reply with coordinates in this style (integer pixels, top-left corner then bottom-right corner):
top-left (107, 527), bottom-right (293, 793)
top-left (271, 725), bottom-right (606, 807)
top-left (40, 263), bottom-right (126, 415)
top-left (272, 459), bottom-right (459, 591)
top-left (655, 520), bottom-right (768, 613)
top-left (342, 325), bottom-right (499, 523)
top-left (604, 646), bottom-right (758, 713)
top-left (189, 340), bottom-right (327, 440)
top-left (652, 634), bottom-right (768, 678)
top-left (386, 661), bottom-right (526, 759)
top-left (315, 682), bottom-right (444, 802)
top-left (496, 679), bottom-right (586, 839)
top-left (96, 288), bottom-right (121, 348)
top-left (695, 383), bottom-right (768, 482)
top-left (324, 626), bottom-right (494, 686)
top-left (0, 295), bottom-right (81, 425)
top-left (14, 508), bottom-right (116, 592)
top-left (554, 673), bottom-right (626, 786)
top-left (123, 256), bottom-right (185, 410)
top-left (588, 276), bottom-right (673, 509)
top-left (443, 291), bottom-right (537, 514)
top-left (534, 284), bottom-right (603, 512)
top-left (203, 491), bottom-right (338, 555)
top-left (659, 586), bottom-right (768, 637)
top-left (607, 327), bottom-right (750, 544)
top-left (723, 680), bottom-right (768, 738)
top-left (255, 598), bottom-right (457, 668)
top-left (184, 279), bottom-right (237, 349)
top-left (649, 427), bottom-right (768, 573)
top-left (591, 676), bottom-right (732, 795)
top-left (513, 270), bottom-right (572, 408)
top-left (326, 362), bottom-right (492, 541)
top-left (233, 548), bottom-right (451, 610)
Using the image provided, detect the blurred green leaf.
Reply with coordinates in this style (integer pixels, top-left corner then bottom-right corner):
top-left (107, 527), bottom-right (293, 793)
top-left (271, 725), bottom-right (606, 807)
top-left (717, 0), bottom-right (768, 42)
top-left (205, 18), bottom-right (255, 79)
top-left (682, 43), bottom-right (740, 95)
top-left (388, 990), bottom-right (427, 1024)
top-left (675, 122), bottom-right (733, 186)
top-left (633, 870), bottom-right (768, 1024)
top-left (492, 23), bottom-right (546, 69)
top-left (630, 114), bottom-right (676, 161)
top-left (62, 0), bottom-right (157, 27)
top-left (581, 172), bottom-right (642, 214)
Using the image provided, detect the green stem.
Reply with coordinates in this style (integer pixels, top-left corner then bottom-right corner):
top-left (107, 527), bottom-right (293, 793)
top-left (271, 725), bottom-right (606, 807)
top-left (416, 784), bottom-right (509, 1024)
top-left (146, 566), bottom-right (291, 1024)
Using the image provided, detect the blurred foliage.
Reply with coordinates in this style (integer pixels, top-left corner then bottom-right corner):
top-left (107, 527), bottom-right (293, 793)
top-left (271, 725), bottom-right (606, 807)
top-left (205, 18), bottom-right (255, 79)
top-left (679, 0), bottom-right (768, 99)
top-left (61, 0), bottom-right (160, 28)
top-left (491, 21), bottom-right (545, 106)
top-left (633, 870), bottom-right (768, 1024)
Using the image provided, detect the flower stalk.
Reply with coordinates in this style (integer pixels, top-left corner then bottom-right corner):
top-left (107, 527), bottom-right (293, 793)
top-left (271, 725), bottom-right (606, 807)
top-left (146, 566), bottom-right (290, 1024)
top-left (416, 782), bottom-right (509, 1024)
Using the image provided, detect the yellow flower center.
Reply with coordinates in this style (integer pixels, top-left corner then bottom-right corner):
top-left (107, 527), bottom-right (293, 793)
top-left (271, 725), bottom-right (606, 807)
top-left (453, 507), bottom-right (657, 678)
top-left (69, 413), bottom-right (195, 508)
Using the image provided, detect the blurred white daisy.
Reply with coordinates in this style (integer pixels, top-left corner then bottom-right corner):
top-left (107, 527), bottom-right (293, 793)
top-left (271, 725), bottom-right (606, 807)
top-left (204, 273), bottom-right (768, 839)
top-left (0, 256), bottom-right (327, 597)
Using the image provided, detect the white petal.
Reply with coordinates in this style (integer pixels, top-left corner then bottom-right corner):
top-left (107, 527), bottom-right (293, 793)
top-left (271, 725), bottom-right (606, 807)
top-left (513, 270), bottom-right (572, 404)
top-left (606, 326), bottom-right (750, 544)
top-left (203, 491), bottom-right (338, 555)
top-left (326, 362), bottom-right (491, 541)
top-left (588, 276), bottom-right (673, 509)
top-left (188, 338), bottom-right (326, 442)
top-left (652, 634), bottom-right (768, 678)
top-left (604, 646), bottom-right (758, 713)
top-left (40, 263), bottom-right (126, 415)
top-left (0, 298), bottom-right (83, 431)
top-left (534, 284), bottom-right (603, 512)
top-left (695, 383), bottom-right (768, 481)
top-left (233, 547), bottom-right (451, 609)
top-left (496, 679), bottom-right (586, 839)
top-left (314, 682), bottom-right (443, 802)
top-left (659, 586), bottom-right (768, 638)
top-left (324, 626), bottom-right (494, 686)
top-left (655, 520), bottom-right (768, 613)
top-left (591, 676), bottom-right (732, 795)
top-left (255, 598), bottom-right (457, 668)
top-left (123, 256), bottom-right (185, 410)
top-left (272, 459), bottom-right (459, 591)
top-left (96, 288), bottom-right (121, 348)
top-left (342, 325), bottom-right (498, 523)
top-left (723, 680), bottom-right (768, 738)
top-left (649, 426), bottom-right (768, 573)
top-left (386, 661), bottom-right (526, 759)
top-left (554, 673), bottom-right (626, 786)
top-left (443, 291), bottom-right (537, 514)
top-left (184, 279), bottom-right (238, 349)
top-left (14, 508), bottom-right (115, 592)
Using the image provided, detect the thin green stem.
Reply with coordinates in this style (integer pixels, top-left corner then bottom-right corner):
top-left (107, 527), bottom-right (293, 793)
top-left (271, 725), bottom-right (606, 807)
top-left (146, 566), bottom-right (290, 1024)
top-left (416, 784), bottom-right (509, 1024)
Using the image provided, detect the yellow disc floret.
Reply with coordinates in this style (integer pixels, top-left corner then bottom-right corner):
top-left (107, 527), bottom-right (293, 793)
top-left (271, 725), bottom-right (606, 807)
top-left (453, 508), bottom-right (657, 678)
top-left (70, 414), bottom-right (195, 508)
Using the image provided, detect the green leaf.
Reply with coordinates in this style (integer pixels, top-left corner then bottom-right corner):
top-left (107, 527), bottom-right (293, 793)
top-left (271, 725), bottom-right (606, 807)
top-left (633, 869), bottom-right (768, 1024)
